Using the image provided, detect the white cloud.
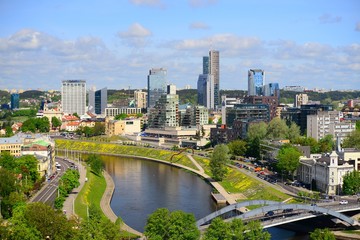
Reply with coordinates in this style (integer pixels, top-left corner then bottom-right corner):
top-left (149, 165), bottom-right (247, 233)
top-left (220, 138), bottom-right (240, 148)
top-left (319, 13), bottom-right (342, 24)
top-left (189, 22), bottom-right (210, 30)
top-left (118, 23), bottom-right (152, 47)
top-left (129, 0), bottom-right (165, 8)
top-left (189, 0), bottom-right (217, 8)
top-left (356, 22), bottom-right (360, 31)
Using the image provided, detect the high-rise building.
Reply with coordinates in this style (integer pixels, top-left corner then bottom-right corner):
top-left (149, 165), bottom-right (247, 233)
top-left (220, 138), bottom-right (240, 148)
top-left (209, 50), bottom-right (220, 107)
top-left (61, 80), bottom-right (86, 115)
top-left (94, 88), bottom-right (107, 115)
top-left (203, 56), bottom-right (209, 74)
top-left (134, 90), bottom-right (147, 109)
top-left (147, 68), bottom-right (167, 108)
top-left (10, 93), bottom-right (20, 110)
top-left (248, 69), bottom-right (265, 96)
top-left (148, 84), bottom-right (179, 128)
top-left (294, 93), bottom-right (309, 108)
top-left (263, 83), bottom-right (280, 100)
top-left (197, 74), bottom-right (214, 109)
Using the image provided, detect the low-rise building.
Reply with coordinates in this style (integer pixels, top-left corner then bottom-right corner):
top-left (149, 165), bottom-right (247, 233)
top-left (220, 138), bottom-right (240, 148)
top-left (105, 117), bottom-right (125, 136)
top-left (0, 135), bottom-right (23, 156)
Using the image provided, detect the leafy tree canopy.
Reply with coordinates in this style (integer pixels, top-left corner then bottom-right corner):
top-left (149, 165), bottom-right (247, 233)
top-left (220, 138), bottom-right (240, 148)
top-left (342, 170), bottom-right (360, 195)
top-left (276, 145), bottom-right (301, 177)
top-left (210, 144), bottom-right (230, 181)
top-left (228, 140), bottom-right (247, 157)
top-left (309, 228), bottom-right (335, 240)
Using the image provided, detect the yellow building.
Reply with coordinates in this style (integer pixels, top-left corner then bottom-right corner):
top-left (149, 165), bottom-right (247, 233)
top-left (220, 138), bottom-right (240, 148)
top-left (105, 117), bottom-right (125, 136)
top-left (0, 136), bottom-right (23, 156)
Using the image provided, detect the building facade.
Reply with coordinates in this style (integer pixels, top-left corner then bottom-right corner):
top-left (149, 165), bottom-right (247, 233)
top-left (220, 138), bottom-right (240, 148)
top-left (248, 69), bottom-right (265, 96)
top-left (209, 50), bottom-right (220, 107)
top-left (0, 135), bottom-right (23, 156)
top-left (226, 104), bottom-right (270, 128)
top-left (89, 87), bottom-right (107, 115)
top-left (263, 83), bottom-right (280, 100)
top-left (243, 96), bottom-right (279, 121)
top-left (294, 93), bottom-right (309, 108)
top-left (134, 90), bottom-right (147, 109)
top-left (61, 80), bottom-right (86, 115)
top-left (105, 107), bottom-right (142, 117)
top-left (147, 68), bottom-right (167, 108)
top-left (197, 74), bottom-right (215, 109)
top-left (11, 93), bottom-right (20, 110)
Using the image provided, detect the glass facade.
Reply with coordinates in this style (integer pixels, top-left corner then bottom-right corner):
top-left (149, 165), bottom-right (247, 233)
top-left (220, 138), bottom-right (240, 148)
top-left (248, 69), bottom-right (265, 96)
top-left (147, 68), bottom-right (167, 108)
top-left (203, 56), bottom-right (209, 74)
top-left (197, 74), bottom-right (214, 109)
top-left (10, 93), bottom-right (19, 110)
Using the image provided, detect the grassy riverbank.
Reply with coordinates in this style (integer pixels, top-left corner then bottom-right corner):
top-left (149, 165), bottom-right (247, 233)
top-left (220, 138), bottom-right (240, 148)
top-left (55, 139), bottom-right (196, 169)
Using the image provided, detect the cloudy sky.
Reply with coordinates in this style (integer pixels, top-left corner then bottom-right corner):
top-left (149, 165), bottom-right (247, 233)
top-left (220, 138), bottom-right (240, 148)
top-left (0, 0), bottom-right (359, 91)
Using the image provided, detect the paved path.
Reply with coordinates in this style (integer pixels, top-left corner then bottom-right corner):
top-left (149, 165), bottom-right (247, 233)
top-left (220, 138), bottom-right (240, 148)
top-left (187, 154), bottom-right (205, 173)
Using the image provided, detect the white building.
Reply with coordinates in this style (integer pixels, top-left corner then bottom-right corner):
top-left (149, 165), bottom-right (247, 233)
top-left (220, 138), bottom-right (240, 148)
top-left (307, 111), bottom-right (356, 141)
top-left (294, 93), bottom-right (308, 107)
top-left (105, 107), bottom-right (142, 117)
top-left (298, 151), bottom-right (354, 195)
top-left (61, 80), bottom-right (86, 116)
top-left (134, 90), bottom-right (147, 109)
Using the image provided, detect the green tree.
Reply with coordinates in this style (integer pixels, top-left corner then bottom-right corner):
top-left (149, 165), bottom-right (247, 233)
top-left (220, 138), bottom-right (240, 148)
top-left (287, 122), bottom-right (300, 143)
top-left (21, 118), bottom-right (37, 133)
top-left (5, 126), bottom-right (13, 137)
top-left (51, 116), bottom-right (62, 130)
top-left (276, 145), bottom-right (301, 178)
top-left (309, 228), bottom-right (335, 240)
top-left (246, 137), bottom-right (261, 159)
top-left (87, 154), bottom-right (104, 176)
top-left (210, 144), bottom-right (230, 181)
top-left (15, 155), bottom-right (40, 183)
top-left (342, 130), bottom-right (360, 149)
top-left (36, 117), bottom-right (50, 132)
top-left (318, 135), bottom-right (334, 153)
top-left (228, 140), bottom-right (247, 157)
top-left (93, 122), bottom-right (105, 136)
top-left (342, 170), bottom-right (360, 195)
top-left (356, 120), bottom-right (360, 131)
top-left (247, 122), bottom-right (268, 141)
top-left (144, 208), bottom-right (200, 240)
top-left (72, 112), bottom-right (80, 118)
top-left (267, 118), bottom-right (289, 140)
top-left (203, 217), bottom-right (230, 240)
top-left (115, 113), bottom-right (128, 120)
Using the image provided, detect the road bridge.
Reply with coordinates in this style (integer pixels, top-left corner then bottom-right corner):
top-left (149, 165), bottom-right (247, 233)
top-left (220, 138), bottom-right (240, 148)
top-left (197, 200), bottom-right (360, 229)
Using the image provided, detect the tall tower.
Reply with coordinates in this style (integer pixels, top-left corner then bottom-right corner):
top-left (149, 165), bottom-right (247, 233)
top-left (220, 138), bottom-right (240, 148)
top-left (147, 68), bottom-right (167, 109)
top-left (10, 93), bottom-right (20, 110)
top-left (209, 50), bottom-right (220, 107)
top-left (197, 74), bottom-right (214, 109)
top-left (248, 69), bottom-right (265, 96)
top-left (61, 80), bottom-right (86, 115)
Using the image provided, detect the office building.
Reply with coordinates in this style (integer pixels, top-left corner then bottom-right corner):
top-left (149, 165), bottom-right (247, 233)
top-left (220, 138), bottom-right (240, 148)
top-left (209, 50), bottom-right (220, 107)
top-left (244, 95), bottom-right (279, 121)
top-left (226, 104), bottom-right (270, 127)
top-left (61, 80), bottom-right (86, 115)
top-left (203, 56), bottom-right (209, 74)
top-left (197, 74), bottom-right (214, 109)
top-left (147, 68), bottom-right (167, 108)
top-left (148, 84), bottom-right (179, 128)
top-left (11, 93), bottom-right (20, 110)
top-left (248, 69), bottom-right (265, 96)
top-left (263, 83), bottom-right (280, 100)
top-left (89, 87), bottom-right (107, 115)
top-left (134, 90), bottom-right (147, 109)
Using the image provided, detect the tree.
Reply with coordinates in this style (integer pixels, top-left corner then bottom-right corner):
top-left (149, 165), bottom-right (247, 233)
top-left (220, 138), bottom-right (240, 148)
top-left (228, 140), bottom-right (247, 157)
top-left (144, 208), bottom-right (200, 240)
top-left (36, 117), bottom-right (50, 132)
top-left (210, 144), bottom-right (230, 181)
top-left (247, 122), bottom-right (267, 141)
top-left (318, 135), bottom-right (334, 153)
top-left (342, 130), bottom-right (360, 149)
top-left (72, 112), bottom-right (80, 118)
top-left (309, 228), bottom-right (335, 240)
top-left (21, 118), bottom-right (37, 133)
top-left (51, 116), bottom-right (62, 130)
top-left (246, 137), bottom-right (261, 159)
top-left (267, 118), bottom-right (288, 140)
top-left (203, 217), bottom-right (230, 240)
top-left (5, 126), bottom-right (13, 137)
top-left (342, 170), bottom-right (360, 195)
top-left (287, 122), bottom-right (300, 143)
top-left (87, 154), bottom-right (104, 176)
top-left (276, 145), bottom-right (301, 178)
top-left (93, 122), bottom-right (105, 136)
top-left (115, 113), bottom-right (128, 120)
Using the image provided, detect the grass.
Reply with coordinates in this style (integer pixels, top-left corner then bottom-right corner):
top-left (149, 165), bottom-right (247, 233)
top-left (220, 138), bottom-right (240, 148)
top-left (55, 139), bottom-right (196, 169)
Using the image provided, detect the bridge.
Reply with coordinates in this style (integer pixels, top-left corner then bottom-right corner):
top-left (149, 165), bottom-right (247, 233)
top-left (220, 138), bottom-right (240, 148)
top-left (197, 200), bottom-right (360, 230)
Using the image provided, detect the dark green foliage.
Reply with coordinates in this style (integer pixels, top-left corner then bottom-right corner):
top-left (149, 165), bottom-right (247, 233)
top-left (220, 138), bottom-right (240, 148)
top-left (144, 208), bottom-right (200, 240)
top-left (51, 116), bottom-right (62, 129)
top-left (210, 144), bottom-right (230, 181)
top-left (342, 171), bottom-right (360, 195)
top-left (115, 113), bottom-right (128, 120)
top-left (318, 135), bottom-right (334, 153)
top-left (86, 154), bottom-right (104, 175)
top-left (21, 117), bottom-right (50, 133)
top-left (228, 140), bottom-right (247, 156)
top-left (246, 137), bottom-right (261, 159)
top-left (54, 169), bottom-right (80, 209)
top-left (342, 129), bottom-right (360, 149)
top-left (276, 145), bottom-right (301, 177)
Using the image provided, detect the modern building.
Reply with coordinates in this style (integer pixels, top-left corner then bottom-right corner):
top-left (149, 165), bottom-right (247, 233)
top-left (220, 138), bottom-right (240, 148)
top-left (11, 93), bottom-right (20, 110)
top-left (147, 68), bottom-right (167, 108)
top-left (134, 90), bottom-right (147, 109)
top-left (243, 96), bottom-right (279, 121)
top-left (61, 80), bottom-right (86, 115)
top-left (226, 104), bottom-right (270, 128)
top-left (294, 93), bottom-right (309, 108)
top-left (180, 105), bottom-right (209, 127)
top-left (148, 84), bottom-right (179, 128)
top-left (263, 83), bottom-right (280, 100)
top-left (89, 87), bottom-right (107, 115)
top-left (283, 86), bottom-right (305, 92)
top-left (197, 74), bottom-right (215, 109)
top-left (221, 95), bottom-right (243, 125)
top-left (307, 111), bottom-right (356, 141)
top-left (209, 50), bottom-right (220, 107)
top-left (203, 56), bottom-right (209, 74)
top-left (248, 69), bottom-right (265, 96)
top-left (105, 107), bottom-right (142, 117)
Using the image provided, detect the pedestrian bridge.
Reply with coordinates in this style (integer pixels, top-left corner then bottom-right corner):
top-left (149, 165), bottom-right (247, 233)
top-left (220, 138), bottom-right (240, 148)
top-left (196, 200), bottom-right (360, 229)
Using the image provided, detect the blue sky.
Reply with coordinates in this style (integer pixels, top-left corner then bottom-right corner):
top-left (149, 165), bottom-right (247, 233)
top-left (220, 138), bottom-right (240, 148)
top-left (0, 0), bottom-right (359, 91)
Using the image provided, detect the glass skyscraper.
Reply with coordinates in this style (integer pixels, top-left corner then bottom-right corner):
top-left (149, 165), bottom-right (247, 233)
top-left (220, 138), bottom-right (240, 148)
top-left (61, 80), bottom-right (86, 115)
top-left (10, 93), bottom-right (19, 110)
top-left (264, 82), bottom-right (280, 100)
top-left (209, 50), bottom-right (220, 107)
top-left (203, 56), bottom-right (209, 74)
top-left (147, 68), bottom-right (167, 108)
top-left (248, 69), bottom-right (265, 96)
top-left (197, 74), bottom-right (214, 109)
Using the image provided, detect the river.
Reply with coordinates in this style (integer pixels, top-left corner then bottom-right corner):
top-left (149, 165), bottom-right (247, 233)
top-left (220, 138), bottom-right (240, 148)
top-left (102, 155), bottom-right (308, 239)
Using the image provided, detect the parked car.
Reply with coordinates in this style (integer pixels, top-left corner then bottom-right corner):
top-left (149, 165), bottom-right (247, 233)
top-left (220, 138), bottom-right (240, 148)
top-left (265, 211), bottom-right (274, 217)
top-left (339, 200), bottom-right (348, 205)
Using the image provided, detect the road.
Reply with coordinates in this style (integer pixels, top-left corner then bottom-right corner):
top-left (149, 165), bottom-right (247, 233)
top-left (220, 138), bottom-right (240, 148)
top-left (30, 157), bottom-right (74, 206)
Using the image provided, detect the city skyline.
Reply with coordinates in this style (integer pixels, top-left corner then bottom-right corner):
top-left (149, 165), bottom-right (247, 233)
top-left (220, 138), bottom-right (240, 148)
top-left (0, 0), bottom-right (359, 91)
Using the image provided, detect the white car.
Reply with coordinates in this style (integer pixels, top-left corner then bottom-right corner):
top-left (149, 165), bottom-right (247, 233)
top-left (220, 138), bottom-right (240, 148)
top-left (339, 200), bottom-right (348, 205)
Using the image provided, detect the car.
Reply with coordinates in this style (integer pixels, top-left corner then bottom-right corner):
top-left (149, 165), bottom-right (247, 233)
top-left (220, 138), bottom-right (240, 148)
top-left (265, 211), bottom-right (274, 217)
top-left (339, 200), bottom-right (348, 205)
top-left (282, 209), bottom-right (293, 213)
